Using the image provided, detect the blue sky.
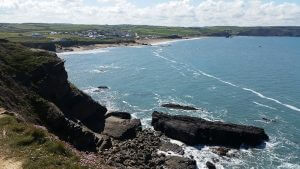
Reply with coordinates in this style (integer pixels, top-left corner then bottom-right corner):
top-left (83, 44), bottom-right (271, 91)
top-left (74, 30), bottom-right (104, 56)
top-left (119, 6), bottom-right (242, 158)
top-left (1, 0), bottom-right (300, 26)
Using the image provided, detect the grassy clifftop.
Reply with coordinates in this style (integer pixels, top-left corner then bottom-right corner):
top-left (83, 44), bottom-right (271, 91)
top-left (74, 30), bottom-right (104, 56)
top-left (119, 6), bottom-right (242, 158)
top-left (0, 39), bottom-right (57, 72)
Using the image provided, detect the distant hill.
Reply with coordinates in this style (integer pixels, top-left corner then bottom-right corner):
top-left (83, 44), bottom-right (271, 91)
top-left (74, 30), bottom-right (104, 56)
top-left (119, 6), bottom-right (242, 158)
top-left (1, 23), bottom-right (300, 51)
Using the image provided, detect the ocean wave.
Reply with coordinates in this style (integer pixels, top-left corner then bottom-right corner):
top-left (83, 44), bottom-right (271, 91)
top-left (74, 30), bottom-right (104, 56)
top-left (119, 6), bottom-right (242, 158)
top-left (82, 87), bottom-right (100, 94)
top-left (89, 69), bottom-right (107, 73)
top-left (57, 48), bottom-right (109, 55)
top-left (150, 47), bottom-right (300, 114)
top-left (167, 139), bottom-right (245, 169)
top-left (278, 163), bottom-right (300, 169)
top-left (243, 88), bottom-right (300, 112)
top-left (152, 51), bottom-right (177, 63)
top-left (98, 64), bottom-right (121, 69)
top-left (253, 101), bottom-right (277, 110)
top-left (198, 70), bottom-right (239, 87)
top-left (151, 37), bottom-right (205, 46)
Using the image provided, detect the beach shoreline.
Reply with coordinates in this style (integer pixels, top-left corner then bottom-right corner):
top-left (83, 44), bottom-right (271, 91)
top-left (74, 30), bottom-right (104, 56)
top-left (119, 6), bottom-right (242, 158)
top-left (56, 37), bottom-right (203, 54)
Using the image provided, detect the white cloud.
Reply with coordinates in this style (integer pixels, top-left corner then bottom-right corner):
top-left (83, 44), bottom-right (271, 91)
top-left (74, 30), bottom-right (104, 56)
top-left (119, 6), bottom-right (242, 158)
top-left (0, 0), bottom-right (299, 26)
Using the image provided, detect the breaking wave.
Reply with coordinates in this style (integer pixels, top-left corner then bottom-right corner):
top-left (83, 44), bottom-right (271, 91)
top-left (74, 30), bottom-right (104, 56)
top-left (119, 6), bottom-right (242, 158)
top-left (244, 88), bottom-right (300, 112)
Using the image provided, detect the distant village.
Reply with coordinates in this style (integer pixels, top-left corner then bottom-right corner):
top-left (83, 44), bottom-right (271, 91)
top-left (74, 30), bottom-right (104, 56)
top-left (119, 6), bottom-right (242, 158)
top-left (31, 29), bottom-right (146, 41)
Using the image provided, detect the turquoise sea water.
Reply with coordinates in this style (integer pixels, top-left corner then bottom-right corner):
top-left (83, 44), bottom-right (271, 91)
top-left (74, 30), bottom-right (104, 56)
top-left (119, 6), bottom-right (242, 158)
top-left (59, 37), bottom-right (300, 169)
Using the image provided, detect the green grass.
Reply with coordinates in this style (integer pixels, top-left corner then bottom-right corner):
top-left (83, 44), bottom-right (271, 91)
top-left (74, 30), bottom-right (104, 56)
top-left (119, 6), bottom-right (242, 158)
top-left (0, 115), bottom-right (88, 169)
top-left (1, 23), bottom-right (300, 46)
top-left (0, 41), bottom-right (58, 73)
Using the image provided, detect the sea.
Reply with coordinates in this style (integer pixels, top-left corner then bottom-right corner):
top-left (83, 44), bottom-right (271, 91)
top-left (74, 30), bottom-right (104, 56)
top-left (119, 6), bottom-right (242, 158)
top-left (58, 37), bottom-right (300, 169)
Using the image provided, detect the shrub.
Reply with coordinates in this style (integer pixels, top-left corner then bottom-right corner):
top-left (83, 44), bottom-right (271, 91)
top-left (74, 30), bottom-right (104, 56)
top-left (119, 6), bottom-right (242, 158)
top-left (46, 142), bottom-right (72, 157)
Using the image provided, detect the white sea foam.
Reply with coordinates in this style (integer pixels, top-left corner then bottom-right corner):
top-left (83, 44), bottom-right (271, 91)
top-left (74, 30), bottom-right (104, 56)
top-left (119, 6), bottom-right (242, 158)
top-left (253, 101), bottom-right (277, 110)
top-left (151, 46), bottom-right (300, 114)
top-left (278, 163), bottom-right (300, 169)
top-left (90, 69), bottom-right (107, 73)
top-left (166, 139), bottom-right (247, 169)
top-left (243, 88), bottom-right (300, 112)
top-left (82, 87), bottom-right (100, 94)
top-left (208, 86), bottom-right (217, 91)
top-left (57, 48), bottom-right (109, 55)
top-left (98, 64), bottom-right (121, 69)
top-left (152, 51), bottom-right (177, 63)
top-left (151, 37), bottom-right (205, 46)
top-left (198, 71), bottom-right (239, 87)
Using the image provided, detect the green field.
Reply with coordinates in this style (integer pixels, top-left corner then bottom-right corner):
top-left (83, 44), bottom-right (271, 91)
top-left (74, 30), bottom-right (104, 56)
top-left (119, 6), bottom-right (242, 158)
top-left (1, 23), bottom-right (300, 51)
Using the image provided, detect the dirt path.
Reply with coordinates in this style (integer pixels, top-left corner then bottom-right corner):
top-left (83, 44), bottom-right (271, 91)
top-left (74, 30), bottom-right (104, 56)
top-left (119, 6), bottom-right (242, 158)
top-left (0, 107), bottom-right (6, 115)
top-left (0, 155), bottom-right (23, 169)
top-left (0, 108), bottom-right (23, 169)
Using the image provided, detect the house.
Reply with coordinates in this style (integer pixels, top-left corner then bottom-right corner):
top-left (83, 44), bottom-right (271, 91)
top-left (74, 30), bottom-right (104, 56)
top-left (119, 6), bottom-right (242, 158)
top-left (32, 33), bottom-right (44, 38)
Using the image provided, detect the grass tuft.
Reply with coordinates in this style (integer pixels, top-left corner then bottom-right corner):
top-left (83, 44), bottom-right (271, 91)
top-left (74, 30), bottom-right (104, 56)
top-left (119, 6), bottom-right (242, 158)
top-left (46, 142), bottom-right (72, 157)
top-left (0, 115), bottom-right (87, 169)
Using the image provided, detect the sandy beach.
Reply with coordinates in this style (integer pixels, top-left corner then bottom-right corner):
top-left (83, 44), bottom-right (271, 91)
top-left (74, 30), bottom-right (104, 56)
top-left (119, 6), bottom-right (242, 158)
top-left (56, 37), bottom-right (201, 53)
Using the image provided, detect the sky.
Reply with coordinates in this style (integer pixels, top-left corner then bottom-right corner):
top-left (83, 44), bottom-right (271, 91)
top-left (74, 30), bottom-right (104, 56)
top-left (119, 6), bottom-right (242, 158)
top-left (0, 0), bottom-right (300, 26)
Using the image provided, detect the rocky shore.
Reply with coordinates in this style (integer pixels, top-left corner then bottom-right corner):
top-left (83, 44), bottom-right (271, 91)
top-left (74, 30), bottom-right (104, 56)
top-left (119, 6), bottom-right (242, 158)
top-left (0, 40), bottom-right (269, 169)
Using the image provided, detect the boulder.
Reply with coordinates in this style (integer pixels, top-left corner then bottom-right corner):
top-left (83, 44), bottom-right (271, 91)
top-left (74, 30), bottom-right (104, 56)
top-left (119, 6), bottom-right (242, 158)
top-left (103, 116), bottom-right (141, 140)
top-left (159, 140), bottom-right (184, 155)
top-left (105, 112), bottom-right (131, 119)
top-left (164, 156), bottom-right (197, 169)
top-left (161, 103), bottom-right (198, 110)
top-left (206, 161), bottom-right (216, 169)
top-left (211, 147), bottom-right (231, 157)
top-left (151, 111), bottom-right (269, 147)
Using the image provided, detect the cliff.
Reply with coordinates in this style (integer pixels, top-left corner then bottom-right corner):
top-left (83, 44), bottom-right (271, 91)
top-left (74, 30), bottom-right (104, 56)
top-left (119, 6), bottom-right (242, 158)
top-left (0, 39), bottom-right (108, 151)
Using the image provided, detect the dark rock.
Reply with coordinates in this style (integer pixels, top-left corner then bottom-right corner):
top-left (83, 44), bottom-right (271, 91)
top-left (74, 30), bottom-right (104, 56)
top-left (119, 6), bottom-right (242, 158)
top-left (206, 161), bottom-right (216, 169)
top-left (161, 103), bottom-right (198, 110)
top-left (164, 156), bottom-right (197, 169)
top-left (212, 158), bottom-right (219, 163)
top-left (212, 147), bottom-right (231, 156)
top-left (151, 111), bottom-right (269, 147)
top-left (100, 129), bottom-right (162, 169)
top-left (106, 112), bottom-right (131, 119)
top-left (30, 60), bottom-right (107, 132)
top-left (96, 135), bottom-right (112, 152)
top-left (159, 140), bottom-right (184, 155)
top-left (34, 101), bottom-right (101, 151)
top-left (262, 117), bottom-right (276, 123)
top-left (103, 116), bottom-right (142, 140)
top-left (98, 86), bottom-right (109, 89)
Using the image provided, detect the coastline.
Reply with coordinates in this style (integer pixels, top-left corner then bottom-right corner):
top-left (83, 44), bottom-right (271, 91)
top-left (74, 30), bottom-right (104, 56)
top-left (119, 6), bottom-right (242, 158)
top-left (56, 37), bottom-right (203, 54)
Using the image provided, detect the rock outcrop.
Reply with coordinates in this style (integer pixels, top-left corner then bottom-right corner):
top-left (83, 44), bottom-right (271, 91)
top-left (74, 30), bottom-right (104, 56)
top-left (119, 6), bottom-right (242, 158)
top-left (164, 156), bottom-right (197, 169)
top-left (29, 59), bottom-right (107, 132)
top-left (152, 111), bottom-right (269, 147)
top-left (103, 116), bottom-right (142, 140)
top-left (161, 103), bottom-right (198, 110)
top-left (206, 161), bottom-right (216, 169)
top-left (105, 111), bottom-right (131, 119)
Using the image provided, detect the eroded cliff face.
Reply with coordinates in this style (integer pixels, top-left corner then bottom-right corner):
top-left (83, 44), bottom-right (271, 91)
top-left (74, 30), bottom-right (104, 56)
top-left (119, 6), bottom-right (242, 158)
top-left (0, 40), bottom-right (107, 150)
top-left (29, 59), bottom-right (107, 132)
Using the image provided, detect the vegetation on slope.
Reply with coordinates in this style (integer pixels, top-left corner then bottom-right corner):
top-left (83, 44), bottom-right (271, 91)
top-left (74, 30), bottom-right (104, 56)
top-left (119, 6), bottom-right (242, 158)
top-left (0, 39), bottom-right (57, 72)
top-left (0, 114), bottom-right (86, 169)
